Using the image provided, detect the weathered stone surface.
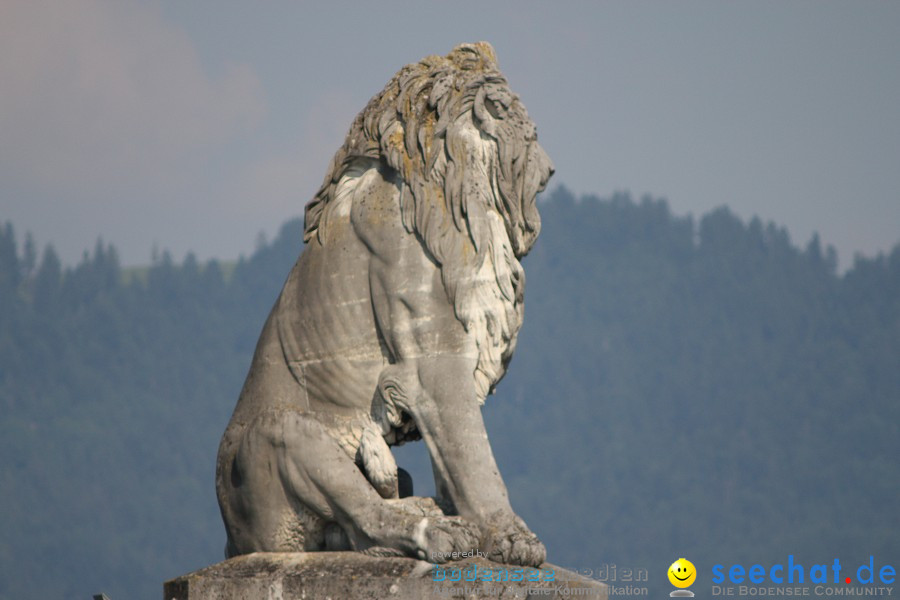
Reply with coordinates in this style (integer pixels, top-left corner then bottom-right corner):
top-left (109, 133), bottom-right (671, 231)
top-left (164, 552), bottom-right (606, 600)
top-left (215, 40), bottom-right (555, 569)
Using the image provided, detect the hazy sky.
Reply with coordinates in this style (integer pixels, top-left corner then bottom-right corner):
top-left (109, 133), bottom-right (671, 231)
top-left (3, 1), bottom-right (899, 268)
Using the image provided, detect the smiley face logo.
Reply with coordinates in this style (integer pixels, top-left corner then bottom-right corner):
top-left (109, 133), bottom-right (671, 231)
top-left (668, 558), bottom-right (697, 588)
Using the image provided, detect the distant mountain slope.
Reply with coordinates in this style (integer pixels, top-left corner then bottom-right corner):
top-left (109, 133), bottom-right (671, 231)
top-left (0, 188), bottom-right (897, 600)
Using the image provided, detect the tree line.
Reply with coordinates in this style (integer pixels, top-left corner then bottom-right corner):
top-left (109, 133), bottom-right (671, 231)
top-left (0, 188), bottom-right (897, 599)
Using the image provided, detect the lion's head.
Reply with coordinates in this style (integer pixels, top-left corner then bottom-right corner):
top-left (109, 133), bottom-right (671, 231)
top-left (304, 42), bottom-right (554, 400)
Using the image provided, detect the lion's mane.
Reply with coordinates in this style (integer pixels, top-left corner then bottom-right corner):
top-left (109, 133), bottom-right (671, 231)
top-left (304, 42), bottom-right (546, 401)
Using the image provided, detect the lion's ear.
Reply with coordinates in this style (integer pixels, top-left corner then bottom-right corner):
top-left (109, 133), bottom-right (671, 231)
top-left (473, 86), bottom-right (497, 138)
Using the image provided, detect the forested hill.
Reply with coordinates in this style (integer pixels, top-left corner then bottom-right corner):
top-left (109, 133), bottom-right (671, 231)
top-left (1, 187), bottom-right (897, 600)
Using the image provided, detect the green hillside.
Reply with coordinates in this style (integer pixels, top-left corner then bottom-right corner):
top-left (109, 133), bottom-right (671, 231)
top-left (0, 188), bottom-right (897, 599)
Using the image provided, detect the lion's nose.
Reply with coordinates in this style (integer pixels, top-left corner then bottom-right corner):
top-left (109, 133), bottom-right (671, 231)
top-left (538, 146), bottom-right (555, 183)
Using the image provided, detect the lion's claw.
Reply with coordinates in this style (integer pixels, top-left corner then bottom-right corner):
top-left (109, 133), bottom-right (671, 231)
top-left (483, 513), bottom-right (546, 567)
top-left (417, 516), bottom-right (481, 563)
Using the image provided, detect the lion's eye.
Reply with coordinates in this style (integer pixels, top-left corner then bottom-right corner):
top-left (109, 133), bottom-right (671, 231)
top-left (484, 97), bottom-right (502, 119)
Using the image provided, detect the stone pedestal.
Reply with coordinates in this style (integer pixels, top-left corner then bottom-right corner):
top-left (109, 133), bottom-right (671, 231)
top-left (164, 552), bottom-right (607, 599)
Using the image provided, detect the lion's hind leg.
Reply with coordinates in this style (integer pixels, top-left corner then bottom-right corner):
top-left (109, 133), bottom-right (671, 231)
top-left (242, 407), bottom-right (480, 561)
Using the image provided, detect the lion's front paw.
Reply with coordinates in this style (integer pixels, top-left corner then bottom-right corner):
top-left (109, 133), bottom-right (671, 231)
top-left (482, 514), bottom-right (546, 567)
top-left (413, 515), bottom-right (481, 563)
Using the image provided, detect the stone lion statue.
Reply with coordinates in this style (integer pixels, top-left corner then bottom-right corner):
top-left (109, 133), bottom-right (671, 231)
top-left (216, 42), bottom-right (554, 567)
